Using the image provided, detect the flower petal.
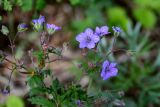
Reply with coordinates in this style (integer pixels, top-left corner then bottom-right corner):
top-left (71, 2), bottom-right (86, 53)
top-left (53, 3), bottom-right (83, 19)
top-left (103, 68), bottom-right (118, 80)
top-left (102, 60), bottom-right (109, 69)
top-left (101, 69), bottom-right (106, 77)
top-left (79, 42), bottom-right (87, 48)
top-left (95, 27), bottom-right (100, 34)
top-left (92, 35), bottom-right (100, 43)
top-left (87, 42), bottom-right (95, 49)
top-left (109, 62), bottom-right (117, 68)
top-left (85, 28), bottom-right (93, 36)
top-left (76, 33), bottom-right (85, 42)
top-left (101, 26), bottom-right (109, 34)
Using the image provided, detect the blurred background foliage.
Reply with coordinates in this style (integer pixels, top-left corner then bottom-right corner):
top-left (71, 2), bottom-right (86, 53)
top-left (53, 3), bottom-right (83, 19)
top-left (0, 0), bottom-right (160, 107)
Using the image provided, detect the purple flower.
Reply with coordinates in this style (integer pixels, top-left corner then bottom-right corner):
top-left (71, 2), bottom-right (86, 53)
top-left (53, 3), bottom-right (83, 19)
top-left (32, 16), bottom-right (45, 25)
top-left (76, 100), bottom-right (83, 106)
top-left (1, 86), bottom-right (10, 95)
top-left (76, 100), bottom-right (81, 105)
top-left (101, 60), bottom-right (118, 80)
top-left (32, 15), bottom-right (45, 31)
top-left (17, 23), bottom-right (28, 32)
top-left (39, 15), bottom-right (45, 23)
top-left (112, 26), bottom-right (122, 33)
top-left (46, 23), bottom-right (61, 35)
top-left (76, 28), bottom-right (100, 49)
top-left (95, 26), bottom-right (110, 36)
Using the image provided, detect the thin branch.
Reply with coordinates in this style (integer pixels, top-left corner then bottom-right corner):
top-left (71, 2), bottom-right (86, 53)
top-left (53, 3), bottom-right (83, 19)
top-left (4, 57), bottom-right (16, 65)
top-left (13, 32), bottom-right (19, 43)
top-left (46, 56), bottom-right (71, 63)
top-left (7, 66), bottom-right (16, 86)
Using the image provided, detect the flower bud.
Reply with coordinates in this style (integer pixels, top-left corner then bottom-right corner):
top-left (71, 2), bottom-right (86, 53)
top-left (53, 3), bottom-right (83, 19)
top-left (88, 62), bottom-right (96, 68)
top-left (32, 15), bottom-right (45, 32)
top-left (17, 23), bottom-right (28, 32)
top-left (112, 26), bottom-right (122, 36)
top-left (46, 23), bottom-right (61, 35)
top-left (1, 86), bottom-right (10, 95)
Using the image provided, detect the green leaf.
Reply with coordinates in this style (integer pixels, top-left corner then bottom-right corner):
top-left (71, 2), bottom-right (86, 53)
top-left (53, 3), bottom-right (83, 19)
top-left (15, 0), bottom-right (23, 6)
top-left (69, 0), bottom-right (80, 5)
top-left (133, 7), bottom-right (156, 29)
top-left (33, 51), bottom-right (44, 62)
top-left (6, 96), bottom-right (24, 107)
top-left (21, 0), bottom-right (33, 12)
top-left (134, 0), bottom-right (160, 11)
top-left (27, 75), bottom-right (43, 87)
top-left (1, 25), bottom-right (9, 35)
top-left (28, 96), bottom-right (53, 107)
top-left (3, 0), bottom-right (12, 11)
top-left (107, 7), bottom-right (130, 30)
top-left (29, 87), bottom-right (46, 96)
top-left (41, 69), bottom-right (51, 78)
top-left (36, 0), bottom-right (46, 10)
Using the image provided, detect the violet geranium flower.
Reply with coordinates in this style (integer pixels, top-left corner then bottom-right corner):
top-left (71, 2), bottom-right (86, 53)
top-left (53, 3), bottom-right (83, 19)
top-left (17, 23), bottom-right (28, 32)
top-left (32, 15), bottom-right (45, 31)
top-left (101, 60), bottom-right (118, 80)
top-left (46, 23), bottom-right (61, 35)
top-left (112, 26), bottom-right (122, 33)
top-left (76, 28), bottom-right (100, 49)
top-left (95, 26), bottom-right (110, 37)
top-left (1, 86), bottom-right (10, 95)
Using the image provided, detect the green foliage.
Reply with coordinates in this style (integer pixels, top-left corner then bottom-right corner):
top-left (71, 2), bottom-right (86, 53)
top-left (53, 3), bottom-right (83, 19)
top-left (28, 75), bottom-right (93, 106)
top-left (36, 0), bottom-right (46, 11)
top-left (6, 96), bottom-right (24, 107)
top-left (133, 8), bottom-right (156, 29)
top-left (69, 0), bottom-right (80, 5)
top-left (28, 96), bottom-right (53, 107)
top-left (15, 0), bottom-right (23, 6)
top-left (33, 51), bottom-right (45, 62)
top-left (21, 0), bottom-right (46, 12)
top-left (27, 75), bottom-right (43, 87)
top-left (121, 23), bottom-right (154, 60)
top-left (3, 0), bottom-right (12, 11)
top-left (107, 7), bottom-right (130, 30)
top-left (108, 24), bottom-right (159, 106)
top-left (21, 0), bottom-right (33, 12)
top-left (1, 25), bottom-right (9, 35)
top-left (1, 0), bottom-right (45, 12)
top-left (33, 51), bottom-right (45, 68)
top-left (134, 0), bottom-right (160, 12)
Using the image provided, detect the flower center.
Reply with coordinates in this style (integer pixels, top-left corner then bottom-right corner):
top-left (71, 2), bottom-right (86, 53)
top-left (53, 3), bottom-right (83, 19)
top-left (86, 36), bottom-right (91, 43)
top-left (105, 66), bottom-right (110, 72)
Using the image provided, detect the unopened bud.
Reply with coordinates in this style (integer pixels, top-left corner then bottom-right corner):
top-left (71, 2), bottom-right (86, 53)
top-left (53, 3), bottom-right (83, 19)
top-left (1, 86), bottom-right (10, 95)
top-left (88, 62), bottom-right (96, 68)
top-left (17, 23), bottom-right (28, 32)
